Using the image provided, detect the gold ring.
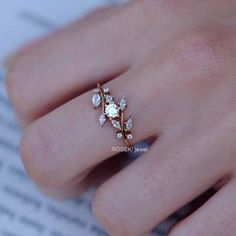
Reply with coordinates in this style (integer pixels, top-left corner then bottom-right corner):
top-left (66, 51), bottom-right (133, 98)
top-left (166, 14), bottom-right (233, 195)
top-left (92, 83), bottom-right (133, 147)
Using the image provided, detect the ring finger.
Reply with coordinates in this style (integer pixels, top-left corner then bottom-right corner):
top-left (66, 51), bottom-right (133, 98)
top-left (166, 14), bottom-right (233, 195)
top-left (19, 56), bottom-right (161, 189)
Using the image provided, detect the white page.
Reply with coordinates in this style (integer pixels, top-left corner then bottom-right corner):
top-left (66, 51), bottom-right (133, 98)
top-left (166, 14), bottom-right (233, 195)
top-left (0, 1), bottom-right (184, 235)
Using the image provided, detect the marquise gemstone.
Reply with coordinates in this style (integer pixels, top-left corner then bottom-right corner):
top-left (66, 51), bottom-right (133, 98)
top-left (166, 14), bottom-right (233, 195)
top-left (126, 117), bottom-right (133, 130)
top-left (111, 119), bottom-right (121, 129)
top-left (120, 98), bottom-right (127, 110)
top-left (92, 93), bottom-right (101, 107)
top-left (105, 95), bottom-right (114, 104)
top-left (99, 114), bottom-right (106, 126)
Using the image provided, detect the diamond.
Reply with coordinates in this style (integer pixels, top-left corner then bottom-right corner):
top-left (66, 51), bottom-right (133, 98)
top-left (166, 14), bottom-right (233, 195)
top-left (99, 114), bottom-right (106, 126)
top-left (125, 117), bottom-right (133, 130)
top-left (111, 120), bottom-right (121, 129)
top-left (117, 132), bottom-right (123, 139)
top-left (92, 94), bottom-right (101, 107)
top-left (127, 134), bottom-right (133, 140)
top-left (105, 104), bottom-right (119, 118)
top-left (103, 88), bottom-right (109, 93)
top-left (105, 95), bottom-right (114, 104)
top-left (120, 98), bottom-right (127, 110)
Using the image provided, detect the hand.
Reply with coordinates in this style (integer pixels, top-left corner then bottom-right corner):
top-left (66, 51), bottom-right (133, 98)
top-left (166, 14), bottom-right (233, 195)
top-left (6, 0), bottom-right (236, 235)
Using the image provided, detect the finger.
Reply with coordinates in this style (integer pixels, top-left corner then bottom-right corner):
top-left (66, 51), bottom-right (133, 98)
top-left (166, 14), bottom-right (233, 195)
top-left (19, 27), bottom-right (235, 199)
top-left (6, 0), bottom-right (224, 126)
top-left (169, 179), bottom-right (236, 236)
top-left (92, 118), bottom-right (234, 236)
top-left (90, 28), bottom-right (236, 235)
top-left (3, 6), bottom-right (117, 71)
top-left (19, 60), bottom-right (160, 190)
top-left (39, 152), bottom-right (130, 199)
top-left (6, 5), bottom-right (130, 126)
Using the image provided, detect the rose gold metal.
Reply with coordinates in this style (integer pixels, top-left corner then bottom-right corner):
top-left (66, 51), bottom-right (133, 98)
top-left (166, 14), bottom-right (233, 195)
top-left (97, 83), bottom-right (105, 113)
top-left (93, 83), bottom-right (133, 147)
top-left (120, 110), bottom-right (130, 147)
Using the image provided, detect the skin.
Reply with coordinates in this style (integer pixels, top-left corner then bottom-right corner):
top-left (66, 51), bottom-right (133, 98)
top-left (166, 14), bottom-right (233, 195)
top-left (5, 0), bottom-right (236, 235)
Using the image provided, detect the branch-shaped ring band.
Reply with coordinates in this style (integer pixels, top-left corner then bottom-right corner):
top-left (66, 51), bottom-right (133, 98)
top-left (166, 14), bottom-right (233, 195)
top-left (92, 83), bottom-right (133, 147)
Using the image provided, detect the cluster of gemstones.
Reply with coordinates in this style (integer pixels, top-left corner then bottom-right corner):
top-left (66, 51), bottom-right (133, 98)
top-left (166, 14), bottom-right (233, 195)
top-left (92, 85), bottom-right (133, 142)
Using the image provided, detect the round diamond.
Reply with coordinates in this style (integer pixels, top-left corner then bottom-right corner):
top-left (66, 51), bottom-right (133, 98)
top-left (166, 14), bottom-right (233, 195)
top-left (92, 94), bottom-right (101, 107)
top-left (103, 88), bottom-right (109, 93)
top-left (117, 132), bottom-right (123, 139)
top-left (127, 134), bottom-right (133, 140)
top-left (105, 104), bottom-right (119, 118)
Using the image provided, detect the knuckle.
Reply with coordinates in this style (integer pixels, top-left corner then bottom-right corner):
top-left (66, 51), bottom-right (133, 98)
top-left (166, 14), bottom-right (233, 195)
top-left (92, 187), bottom-right (132, 236)
top-left (20, 123), bottom-right (57, 188)
top-left (169, 29), bottom-right (234, 86)
top-left (173, 31), bottom-right (225, 71)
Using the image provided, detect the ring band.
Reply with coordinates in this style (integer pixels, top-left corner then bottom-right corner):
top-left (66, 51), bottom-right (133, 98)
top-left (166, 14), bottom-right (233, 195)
top-left (92, 83), bottom-right (133, 147)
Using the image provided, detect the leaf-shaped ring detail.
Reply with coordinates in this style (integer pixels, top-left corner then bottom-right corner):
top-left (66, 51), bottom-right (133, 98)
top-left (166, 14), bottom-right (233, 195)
top-left (92, 83), bottom-right (133, 147)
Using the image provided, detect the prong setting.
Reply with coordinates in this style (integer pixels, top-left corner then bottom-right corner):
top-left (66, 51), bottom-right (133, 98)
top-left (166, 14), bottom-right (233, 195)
top-left (92, 84), bottom-right (134, 147)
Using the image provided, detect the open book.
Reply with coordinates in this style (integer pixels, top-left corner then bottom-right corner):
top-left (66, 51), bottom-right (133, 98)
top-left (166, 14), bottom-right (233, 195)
top-left (0, 1), bottom-right (183, 235)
